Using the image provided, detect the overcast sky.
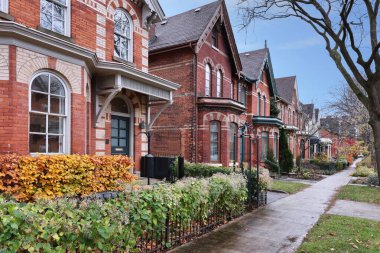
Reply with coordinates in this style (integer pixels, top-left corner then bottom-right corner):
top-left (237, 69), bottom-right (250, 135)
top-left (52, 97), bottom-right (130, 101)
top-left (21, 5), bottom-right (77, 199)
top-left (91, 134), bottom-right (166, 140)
top-left (158, 0), bottom-right (344, 111)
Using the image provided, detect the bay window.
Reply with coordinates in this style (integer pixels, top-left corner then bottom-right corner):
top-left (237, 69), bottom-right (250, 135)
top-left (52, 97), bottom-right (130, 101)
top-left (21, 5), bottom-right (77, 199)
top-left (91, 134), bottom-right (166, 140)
top-left (40, 0), bottom-right (70, 36)
top-left (262, 132), bottom-right (269, 160)
top-left (230, 123), bottom-right (237, 162)
top-left (29, 73), bottom-right (69, 154)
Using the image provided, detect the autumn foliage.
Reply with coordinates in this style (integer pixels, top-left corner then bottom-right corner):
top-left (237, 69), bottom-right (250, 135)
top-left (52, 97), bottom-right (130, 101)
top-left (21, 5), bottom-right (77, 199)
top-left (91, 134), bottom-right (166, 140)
top-left (0, 154), bottom-right (136, 201)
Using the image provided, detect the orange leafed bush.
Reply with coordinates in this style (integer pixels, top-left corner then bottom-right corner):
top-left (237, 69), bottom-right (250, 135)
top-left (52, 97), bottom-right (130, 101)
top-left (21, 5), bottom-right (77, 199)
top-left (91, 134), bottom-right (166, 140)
top-left (0, 154), bottom-right (136, 201)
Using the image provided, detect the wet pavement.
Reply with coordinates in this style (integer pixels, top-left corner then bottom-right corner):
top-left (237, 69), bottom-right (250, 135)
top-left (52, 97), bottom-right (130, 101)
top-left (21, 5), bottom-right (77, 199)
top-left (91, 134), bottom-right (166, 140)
top-left (328, 199), bottom-right (380, 222)
top-left (267, 191), bottom-right (288, 204)
top-left (170, 161), bottom-right (359, 253)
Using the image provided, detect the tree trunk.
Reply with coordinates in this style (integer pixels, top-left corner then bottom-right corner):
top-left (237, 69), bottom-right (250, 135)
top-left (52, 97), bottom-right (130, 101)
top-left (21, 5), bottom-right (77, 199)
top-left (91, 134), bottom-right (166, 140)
top-left (369, 113), bottom-right (380, 185)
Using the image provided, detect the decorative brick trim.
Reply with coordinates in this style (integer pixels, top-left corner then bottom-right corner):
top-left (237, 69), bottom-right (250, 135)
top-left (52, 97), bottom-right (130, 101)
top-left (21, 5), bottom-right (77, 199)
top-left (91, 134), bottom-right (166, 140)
top-left (0, 45), bottom-right (9, 81)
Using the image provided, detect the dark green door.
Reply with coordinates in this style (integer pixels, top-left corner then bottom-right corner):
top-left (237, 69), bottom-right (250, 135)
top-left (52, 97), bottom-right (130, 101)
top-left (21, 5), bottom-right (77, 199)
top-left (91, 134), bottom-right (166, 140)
top-left (111, 115), bottom-right (130, 155)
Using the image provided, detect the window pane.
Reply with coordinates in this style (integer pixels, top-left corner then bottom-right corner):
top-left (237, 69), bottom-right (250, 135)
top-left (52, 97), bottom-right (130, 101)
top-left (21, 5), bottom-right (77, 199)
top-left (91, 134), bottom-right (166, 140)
top-left (30, 113), bottom-right (46, 133)
top-left (29, 134), bottom-right (46, 153)
top-left (41, 0), bottom-right (52, 30)
top-left (31, 74), bottom-right (49, 93)
top-left (119, 120), bottom-right (127, 129)
top-left (48, 135), bottom-right (63, 153)
top-left (112, 138), bottom-right (118, 146)
top-left (53, 19), bottom-right (64, 34)
top-left (114, 12), bottom-right (122, 34)
top-left (120, 130), bottom-right (127, 138)
top-left (50, 76), bottom-right (65, 96)
top-left (119, 138), bottom-right (127, 146)
top-left (114, 34), bottom-right (121, 57)
top-left (120, 37), bottom-right (128, 60)
top-left (50, 95), bottom-right (65, 114)
top-left (53, 4), bottom-right (64, 20)
top-left (111, 119), bottom-right (118, 128)
top-left (31, 92), bottom-right (49, 112)
top-left (111, 129), bottom-right (118, 138)
top-left (48, 116), bottom-right (64, 134)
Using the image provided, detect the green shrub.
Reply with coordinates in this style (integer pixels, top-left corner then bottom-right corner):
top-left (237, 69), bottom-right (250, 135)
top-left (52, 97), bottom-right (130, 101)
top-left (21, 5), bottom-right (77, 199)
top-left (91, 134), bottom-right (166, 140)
top-left (265, 150), bottom-right (280, 174)
top-left (352, 166), bottom-right (376, 177)
top-left (367, 174), bottom-right (379, 186)
top-left (279, 128), bottom-right (294, 173)
top-left (183, 162), bottom-right (231, 177)
top-left (0, 173), bottom-right (247, 252)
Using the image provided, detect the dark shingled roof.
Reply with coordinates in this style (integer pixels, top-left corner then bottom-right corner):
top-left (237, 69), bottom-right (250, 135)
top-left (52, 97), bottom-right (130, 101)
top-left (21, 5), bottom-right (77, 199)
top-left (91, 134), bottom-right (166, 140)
top-left (239, 48), bottom-right (268, 81)
top-left (149, 1), bottom-right (221, 51)
top-left (275, 76), bottom-right (296, 103)
top-left (303, 104), bottom-right (315, 119)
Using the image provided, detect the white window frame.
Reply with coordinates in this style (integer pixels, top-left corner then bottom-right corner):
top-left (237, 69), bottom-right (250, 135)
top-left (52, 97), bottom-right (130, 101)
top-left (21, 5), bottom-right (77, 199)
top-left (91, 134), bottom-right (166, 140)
top-left (0, 0), bottom-right (9, 13)
top-left (216, 70), bottom-right (222, 97)
top-left (29, 71), bottom-right (71, 155)
top-left (40, 0), bottom-right (71, 36)
top-left (205, 64), bottom-right (211, 96)
top-left (114, 8), bottom-right (134, 63)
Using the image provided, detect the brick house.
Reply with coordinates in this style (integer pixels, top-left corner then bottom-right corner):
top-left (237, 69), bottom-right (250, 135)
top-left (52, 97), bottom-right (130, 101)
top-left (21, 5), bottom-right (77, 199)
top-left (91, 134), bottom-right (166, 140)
top-left (149, 0), bottom-right (281, 167)
top-left (302, 103), bottom-right (322, 159)
top-left (0, 0), bottom-right (180, 171)
top-left (240, 49), bottom-right (283, 164)
top-left (276, 76), bottom-right (307, 160)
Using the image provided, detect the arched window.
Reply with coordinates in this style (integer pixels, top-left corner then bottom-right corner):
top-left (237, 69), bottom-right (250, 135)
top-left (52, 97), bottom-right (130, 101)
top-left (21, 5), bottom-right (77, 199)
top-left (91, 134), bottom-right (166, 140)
top-left (257, 93), bottom-right (261, 116)
top-left (114, 8), bottom-right (133, 62)
top-left (293, 111), bottom-right (295, 126)
top-left (216, 70), bottom-right (222, 97)
top-left (205, 64), bottom-right (211, 96)
top-left (229, 123), bottom-right (237, 162)
top-left (210, 121), bottom-right (220, 162)
top-left (263, 95), bottom-right (266, 116)
top-left (288, 108), bottom-right (291, 124)
top-left (29, 73), bottom-right (69, 154)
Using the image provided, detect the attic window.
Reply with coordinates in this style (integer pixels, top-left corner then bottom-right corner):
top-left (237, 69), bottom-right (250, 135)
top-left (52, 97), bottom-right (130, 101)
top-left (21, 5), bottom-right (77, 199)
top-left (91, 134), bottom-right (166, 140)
top-left (212, 28), bottom-right (218, 48)
top-left (195, 8), bottom-right (201, 12)
top-left (161, 20), bottom-right (167, 25)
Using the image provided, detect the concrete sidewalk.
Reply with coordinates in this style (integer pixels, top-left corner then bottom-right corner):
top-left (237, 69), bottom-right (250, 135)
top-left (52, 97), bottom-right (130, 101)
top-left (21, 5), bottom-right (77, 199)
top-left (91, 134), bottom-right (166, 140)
top-left (170, 162), bottom-right (359, 253)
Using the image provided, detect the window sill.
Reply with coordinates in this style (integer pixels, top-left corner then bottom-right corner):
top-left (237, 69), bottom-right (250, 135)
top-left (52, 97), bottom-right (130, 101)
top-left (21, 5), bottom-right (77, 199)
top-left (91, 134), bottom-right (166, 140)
top-left (37, 26), bottom-right (73, 43)
top-left (0, 11), bottom-right (14, 21)
top-left (113, 55), bottom-right (135, 67)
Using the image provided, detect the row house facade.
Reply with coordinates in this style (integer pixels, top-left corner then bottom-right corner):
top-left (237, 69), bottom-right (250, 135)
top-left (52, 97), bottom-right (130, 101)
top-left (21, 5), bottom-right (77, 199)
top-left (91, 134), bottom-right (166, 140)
top-left (276, 76), bottom-right (308, 160)
top-left (0, 0), bottom-right (180, 171)
top-left (149, 0), bottom-right (281, 167)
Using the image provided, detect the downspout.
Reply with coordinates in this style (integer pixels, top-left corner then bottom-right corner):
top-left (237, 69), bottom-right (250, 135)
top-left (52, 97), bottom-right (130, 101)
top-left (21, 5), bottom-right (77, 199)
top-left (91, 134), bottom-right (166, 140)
top-left (190, 42), bottom-right (198, 163)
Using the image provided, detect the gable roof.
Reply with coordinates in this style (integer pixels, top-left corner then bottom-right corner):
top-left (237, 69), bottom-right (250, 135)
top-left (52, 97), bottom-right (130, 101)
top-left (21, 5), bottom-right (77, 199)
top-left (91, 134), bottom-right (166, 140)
top-left (276, 76), bottom-right (297, 104)
top-left (149, 0), bottom-right (241, 71)
top-left (240, 48), bottom-right (268, 81)
top-left (240, 48), bottom-right (278, 96)
top-left (150, 1), bottom-right (220, 51)
top-left (303, 103), bottom-right (315, 119)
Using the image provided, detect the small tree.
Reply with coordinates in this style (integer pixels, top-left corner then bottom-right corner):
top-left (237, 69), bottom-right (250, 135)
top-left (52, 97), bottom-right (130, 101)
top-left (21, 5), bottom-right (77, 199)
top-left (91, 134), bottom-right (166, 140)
top-left (279, 128), bottom-right (294, 173)
top-left (270, 98), bottom-right (280, 117)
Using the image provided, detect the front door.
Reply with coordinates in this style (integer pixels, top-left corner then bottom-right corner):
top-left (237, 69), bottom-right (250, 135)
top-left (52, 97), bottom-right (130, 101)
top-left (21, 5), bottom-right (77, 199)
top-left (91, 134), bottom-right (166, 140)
top-left (111, 115), bottom-right (130, 155)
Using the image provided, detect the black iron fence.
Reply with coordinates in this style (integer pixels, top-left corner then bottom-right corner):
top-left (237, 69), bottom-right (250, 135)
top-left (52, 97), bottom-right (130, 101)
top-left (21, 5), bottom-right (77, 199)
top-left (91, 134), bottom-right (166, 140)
top-left (136, 192), bottom-right (267, 253)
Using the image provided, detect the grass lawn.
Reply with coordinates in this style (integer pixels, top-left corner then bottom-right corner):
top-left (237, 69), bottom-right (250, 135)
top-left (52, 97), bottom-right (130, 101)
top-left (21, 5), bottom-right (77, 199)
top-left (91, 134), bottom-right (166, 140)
top-left (297, 215), bottom-right (380, 253)
top-left (337, 185), bottom-right (380, 204)
top-left (269, 180), bottom-right (309, 194)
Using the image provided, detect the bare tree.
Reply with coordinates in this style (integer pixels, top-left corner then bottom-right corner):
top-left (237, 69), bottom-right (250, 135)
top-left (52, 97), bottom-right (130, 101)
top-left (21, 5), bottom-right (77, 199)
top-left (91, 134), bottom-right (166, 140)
top-left (239, 0), bottom-right (380, 182)
top-left (326, 84), bottom-right (374, 161)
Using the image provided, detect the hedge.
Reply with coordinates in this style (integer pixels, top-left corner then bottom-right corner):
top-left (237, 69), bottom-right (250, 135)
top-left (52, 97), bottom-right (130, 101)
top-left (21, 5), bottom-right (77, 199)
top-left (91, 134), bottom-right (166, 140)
top-left (0, 173), bottom-right (247, 252)
top-left (0, 154), bottom-right (136, 202)
top-left (183, 162), bottom-right (232, 177)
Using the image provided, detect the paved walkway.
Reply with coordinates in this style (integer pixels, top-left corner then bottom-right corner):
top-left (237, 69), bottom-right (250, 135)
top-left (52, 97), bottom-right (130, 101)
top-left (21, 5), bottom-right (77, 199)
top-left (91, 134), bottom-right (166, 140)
top-left (170, 161), bottom-right (359, 253)
top-left (328, 199), bottom-right (380, 221)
